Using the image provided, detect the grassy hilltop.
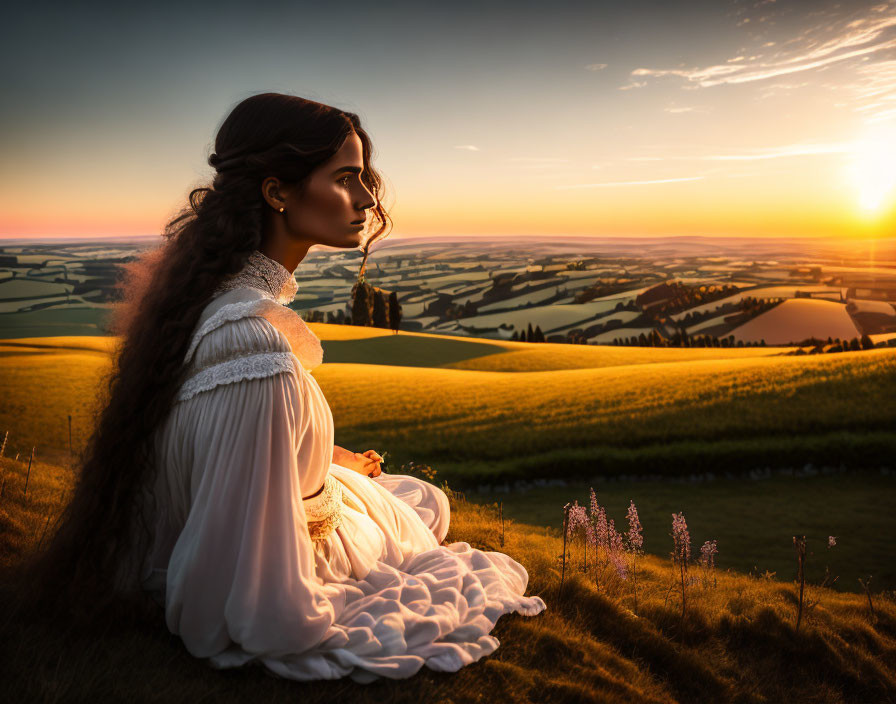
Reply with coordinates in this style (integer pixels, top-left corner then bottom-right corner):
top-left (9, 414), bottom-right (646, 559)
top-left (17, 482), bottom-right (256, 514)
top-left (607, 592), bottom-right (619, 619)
top-left (1, 454), bottom-right (895, 703)
top-left (1, 328), bottom-right (895, 483)
top-left (1, 329), bottom-right (894, 591)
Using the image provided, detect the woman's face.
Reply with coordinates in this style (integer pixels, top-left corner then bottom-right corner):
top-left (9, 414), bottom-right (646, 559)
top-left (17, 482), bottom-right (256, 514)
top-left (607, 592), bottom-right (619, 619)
top-left (274, 131), bottom-right (376, 250)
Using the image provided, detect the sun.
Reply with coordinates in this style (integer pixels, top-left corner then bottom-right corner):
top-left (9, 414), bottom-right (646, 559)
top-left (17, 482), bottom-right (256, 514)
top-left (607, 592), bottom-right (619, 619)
top-left (846, 124), bottom-right (896, 215)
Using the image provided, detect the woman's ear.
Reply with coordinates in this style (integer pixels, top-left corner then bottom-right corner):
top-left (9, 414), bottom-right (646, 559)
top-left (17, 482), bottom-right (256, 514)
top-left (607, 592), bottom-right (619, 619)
top-left (261, 176), bottom-right (286, 211)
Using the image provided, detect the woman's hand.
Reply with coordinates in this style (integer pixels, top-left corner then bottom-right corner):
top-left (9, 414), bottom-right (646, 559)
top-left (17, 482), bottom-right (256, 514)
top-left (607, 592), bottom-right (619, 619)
top-left (333, 445), bottom-right (385, 478)
top-left (359, 449), bottom-right (384, 477)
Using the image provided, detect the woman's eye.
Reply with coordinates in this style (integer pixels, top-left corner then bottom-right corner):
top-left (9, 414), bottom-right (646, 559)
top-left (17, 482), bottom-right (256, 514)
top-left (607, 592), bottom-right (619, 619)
top-left (339, 175), bottom-right (351, 187)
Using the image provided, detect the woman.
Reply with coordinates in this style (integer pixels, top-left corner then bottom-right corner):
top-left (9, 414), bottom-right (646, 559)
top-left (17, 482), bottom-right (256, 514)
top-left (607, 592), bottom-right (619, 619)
top-left (18, 92), bottom-right (545, 683)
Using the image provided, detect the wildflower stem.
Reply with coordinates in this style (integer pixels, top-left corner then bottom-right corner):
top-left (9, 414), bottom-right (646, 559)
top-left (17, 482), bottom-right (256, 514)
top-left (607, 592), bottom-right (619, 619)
top-left (794, 535), bottom-right (806, 632)
top-left (582, 531), bottom-right (588, 573)
top-left (560, 503), bottom-right (570, 601)
top-left (499, 501), bottom-right (504, 548)
top-left (23, 446), bottom-right (35, 499)
top-left (858, 576), bottom-right (877, 622)
top-left (680, 558), bottom-right (686, 619)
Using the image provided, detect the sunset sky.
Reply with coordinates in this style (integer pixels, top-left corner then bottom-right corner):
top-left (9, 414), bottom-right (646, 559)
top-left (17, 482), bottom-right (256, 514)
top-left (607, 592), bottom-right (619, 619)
top-left (2, 0), bottom-right (895, 241)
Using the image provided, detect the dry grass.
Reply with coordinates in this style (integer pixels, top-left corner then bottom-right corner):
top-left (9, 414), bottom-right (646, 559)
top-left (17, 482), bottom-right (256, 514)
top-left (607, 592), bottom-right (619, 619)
top-left (440, 342), bottom-right (792, 372)
top-left (1, 456), bottom-right (894, 703)
top-left (0, 456), bottom-right (75, 570)
top-left (2, 335), bottom-right (894, 487)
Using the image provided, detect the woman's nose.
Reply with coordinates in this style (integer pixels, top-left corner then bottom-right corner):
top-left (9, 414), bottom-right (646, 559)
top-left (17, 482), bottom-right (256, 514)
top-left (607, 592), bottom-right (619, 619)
top-left (357, 186), bottom-right (376, 211)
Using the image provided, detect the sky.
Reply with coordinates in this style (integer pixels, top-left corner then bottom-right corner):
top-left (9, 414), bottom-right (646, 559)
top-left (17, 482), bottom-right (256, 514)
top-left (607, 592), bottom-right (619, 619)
top-left (2, 0), bottom-right (895, 241)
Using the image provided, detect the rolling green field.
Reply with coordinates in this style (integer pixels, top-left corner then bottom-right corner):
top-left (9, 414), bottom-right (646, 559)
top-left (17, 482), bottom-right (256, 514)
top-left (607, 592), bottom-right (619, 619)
top-left (1, 329), bottom-right (894, 479)
top-left (0, 306), bottom-right (112, 338)
top-left (0, 329), bottom-right (893, 596)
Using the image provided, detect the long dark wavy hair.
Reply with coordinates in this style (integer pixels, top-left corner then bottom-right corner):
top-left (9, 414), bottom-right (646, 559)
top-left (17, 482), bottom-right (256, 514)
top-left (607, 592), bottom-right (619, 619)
top-left (11, 92), bottom-right (392, 632)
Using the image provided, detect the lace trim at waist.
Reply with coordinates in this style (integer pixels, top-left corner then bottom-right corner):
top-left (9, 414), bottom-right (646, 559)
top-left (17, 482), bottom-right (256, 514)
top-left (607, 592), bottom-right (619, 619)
top-left (304, 474), bottom-right (343, 541)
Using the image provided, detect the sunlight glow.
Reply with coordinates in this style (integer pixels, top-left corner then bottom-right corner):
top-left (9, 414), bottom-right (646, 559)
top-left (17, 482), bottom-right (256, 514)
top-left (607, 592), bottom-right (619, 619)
top-left (846, 125), bottom-right (896, 215)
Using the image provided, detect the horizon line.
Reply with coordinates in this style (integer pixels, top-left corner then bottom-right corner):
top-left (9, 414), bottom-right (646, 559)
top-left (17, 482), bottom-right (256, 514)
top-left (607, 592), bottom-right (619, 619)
top-left (1, 232), bottom-right (889, 246)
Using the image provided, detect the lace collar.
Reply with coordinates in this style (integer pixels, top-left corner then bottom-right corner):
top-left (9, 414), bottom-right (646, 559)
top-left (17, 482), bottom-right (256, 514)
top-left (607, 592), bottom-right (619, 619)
top-left (186, 288), bottom-right (324, 372)
top-left (213, 250), bottom-right (300, 305)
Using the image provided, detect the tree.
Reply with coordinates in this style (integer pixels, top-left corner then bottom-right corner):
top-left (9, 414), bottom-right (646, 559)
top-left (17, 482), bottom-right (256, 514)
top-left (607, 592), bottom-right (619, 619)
top-left (861, 333), bottom-right (874, 350)
top-left (527, 322), bottom-right (534, 341)
top-left (351, 281), bottom-right (374, 326)
top-left (372, 289), bottom-right (389, 328)
top-left (388, 291), bottom-right (402, 334)
top-left (534, 325), bottom-right (545, 342)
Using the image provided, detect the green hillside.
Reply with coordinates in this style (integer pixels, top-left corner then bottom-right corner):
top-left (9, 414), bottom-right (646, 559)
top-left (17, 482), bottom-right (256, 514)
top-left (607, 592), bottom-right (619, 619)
top-left (1, 333), bottom-right (893, 482)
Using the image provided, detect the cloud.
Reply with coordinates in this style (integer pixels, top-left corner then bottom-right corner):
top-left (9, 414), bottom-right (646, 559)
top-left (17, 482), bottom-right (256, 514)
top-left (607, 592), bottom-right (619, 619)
top-left (586, 63), bottom-right (608, 71)
top-left (625, 142), bottom-right (851, 163)
top-left (755, 80), bottom-right (812, 99)
top-left (454, 145), bottom-right (480, 151)
top-left (849, 57), bottom-right (896, 121)
top-left (631, 30), bottom-right (896, 87)
top-left (624, 2), bottom-right (896, 122)
top-left (506, 157), bottom-right (570, 169)
top-left (506, 157), bottom-right (570, 162)
top-left (554, 176), bottom-right (705, 189)
top-left (701, 142), bottom-right (852, 160)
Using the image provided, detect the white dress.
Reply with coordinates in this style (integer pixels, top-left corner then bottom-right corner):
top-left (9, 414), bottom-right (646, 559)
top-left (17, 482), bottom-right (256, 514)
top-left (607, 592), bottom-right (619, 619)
top-left (139, 251), bottom-right (546, 683)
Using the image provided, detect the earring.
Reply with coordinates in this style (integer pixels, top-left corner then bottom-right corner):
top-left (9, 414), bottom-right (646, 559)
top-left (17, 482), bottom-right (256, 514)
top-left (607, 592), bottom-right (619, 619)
top-left (278, 207), bottom-right (285, 213)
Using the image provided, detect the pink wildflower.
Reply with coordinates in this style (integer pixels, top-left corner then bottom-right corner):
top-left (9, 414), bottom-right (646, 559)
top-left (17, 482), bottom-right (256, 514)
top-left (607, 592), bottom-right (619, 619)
top-left (595, 506), bottom-right (608, 553)
top-left (584, 516), bottom-right (596, 547)
top-left (566, 501), bottom-right (587, 540)
top-left (625, 500), bottom-right (644, 554)
top-left (671, 512), bottom-right (692, 618)
top-left (608, 518), bottom-right (628, 580)
top-left (828, 535), bottom-right (836, 548)
top-left (699, 539), bottom-right (718, 569)
top-left (671, 512), bottom-right (690, 566)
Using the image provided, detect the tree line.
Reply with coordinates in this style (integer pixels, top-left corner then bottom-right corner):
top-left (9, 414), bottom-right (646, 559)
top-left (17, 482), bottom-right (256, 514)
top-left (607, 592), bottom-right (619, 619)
top-left (301, 278), bottom-right (403, 334)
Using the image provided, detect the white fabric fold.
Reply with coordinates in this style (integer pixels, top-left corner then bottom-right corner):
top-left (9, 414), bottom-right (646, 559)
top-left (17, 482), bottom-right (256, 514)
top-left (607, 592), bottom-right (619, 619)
top-left (143, 288), bottom-right (546, 683)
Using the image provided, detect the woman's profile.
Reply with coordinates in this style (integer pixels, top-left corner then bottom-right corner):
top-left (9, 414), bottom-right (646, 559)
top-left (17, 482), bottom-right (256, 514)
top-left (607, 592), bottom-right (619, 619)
top-left (16, 92), bottom-right (545, 683)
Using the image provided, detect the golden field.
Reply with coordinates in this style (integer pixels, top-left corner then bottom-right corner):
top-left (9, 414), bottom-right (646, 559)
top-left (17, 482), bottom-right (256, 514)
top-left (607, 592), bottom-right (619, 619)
top-left (1, 328), bottom-right (893, 483)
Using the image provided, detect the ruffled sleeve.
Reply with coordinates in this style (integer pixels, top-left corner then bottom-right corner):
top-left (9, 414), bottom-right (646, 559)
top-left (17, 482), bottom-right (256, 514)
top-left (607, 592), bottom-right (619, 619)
top-left (165, 359), bottom-right (339, 658)
top-left (162, 308), bottom-right (340, 658)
